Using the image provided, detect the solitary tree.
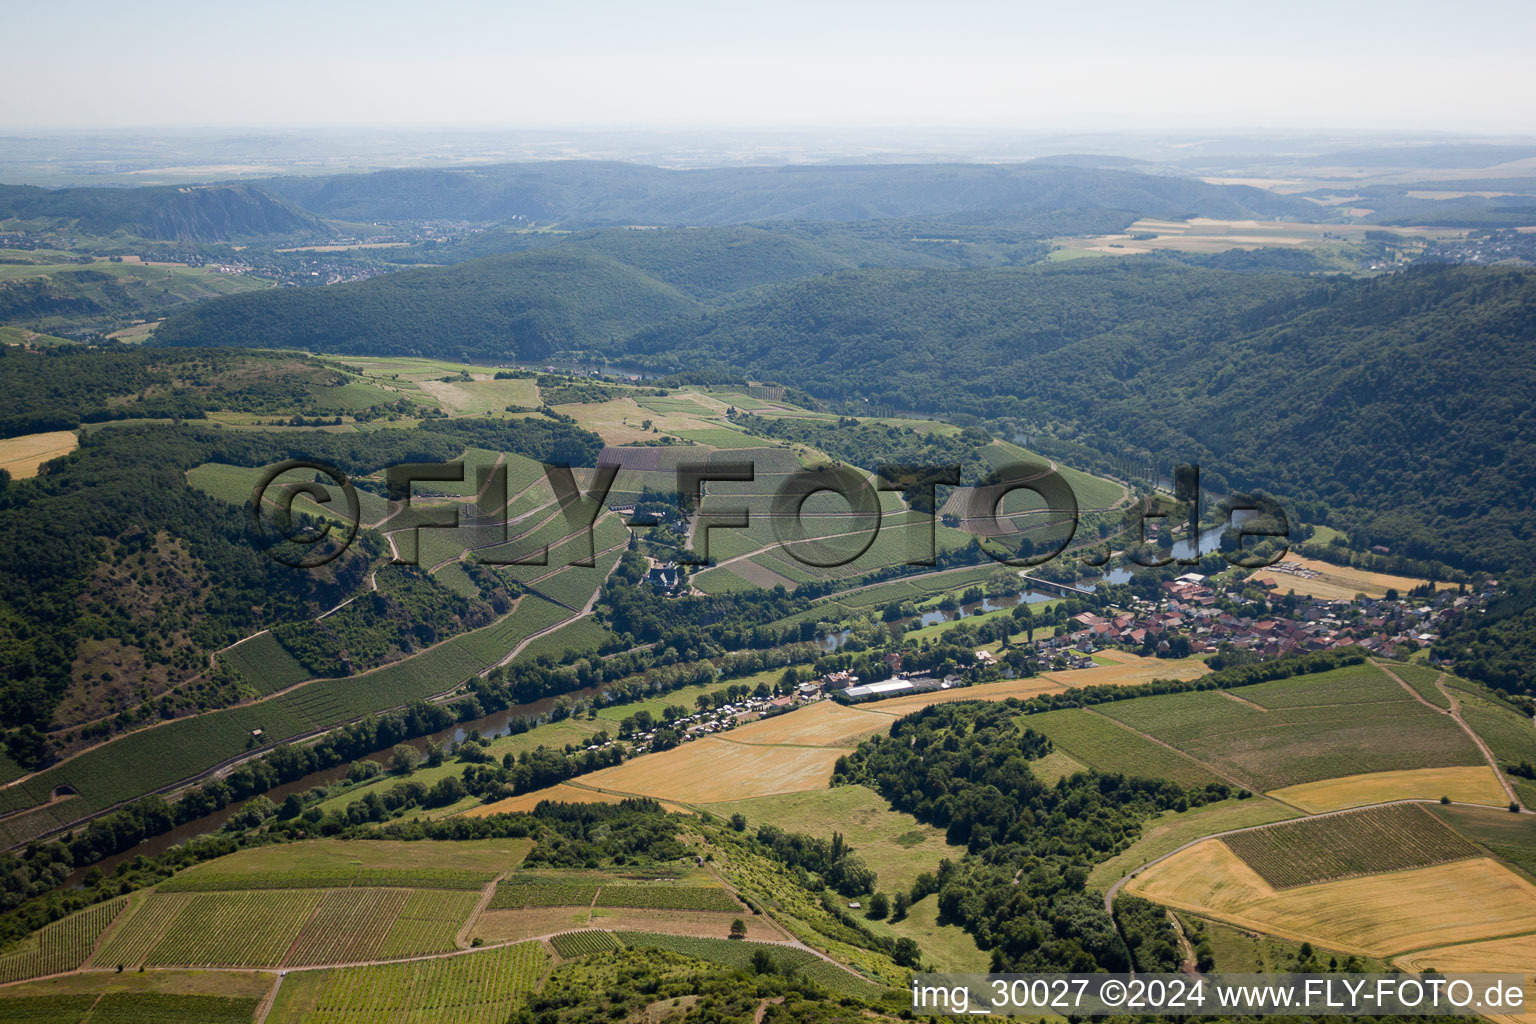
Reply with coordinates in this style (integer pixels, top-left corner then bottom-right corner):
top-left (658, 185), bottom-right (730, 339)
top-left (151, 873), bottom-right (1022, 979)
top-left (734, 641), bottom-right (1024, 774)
top-left (730, 918), bottom-right (748, 940)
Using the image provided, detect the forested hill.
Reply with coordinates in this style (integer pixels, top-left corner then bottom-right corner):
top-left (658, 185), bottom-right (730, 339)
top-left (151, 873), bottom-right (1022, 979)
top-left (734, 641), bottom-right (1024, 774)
top-left (629, 262), bottom-right (1536, 570)
top-left (153, 221), bottom-right (1535, 569)
top-left (0, 183), bottom-right (322, 242)
top-left (153, 247), bottom-right (700, 359)
top-left (256, 160), bottom-right (1319, 225)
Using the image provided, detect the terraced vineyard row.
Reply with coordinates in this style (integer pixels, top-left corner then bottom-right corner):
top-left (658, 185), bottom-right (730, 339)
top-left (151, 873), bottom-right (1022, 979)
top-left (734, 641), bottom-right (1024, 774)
top-left (160, 867), bottom-right (495, 892)
top-left (94, 887), bottom-right (482, 969)
top-left (549, 930), bottom-right (621, 957)
top-left (377, 890), bottom-right (482, 959)
top-left (287, 888), bottom-right (411, 967)
top-left (270, 941), bottom-right (550, 1024)
top-left (489, 881), bottom-right (599, 908)
top-left (596, 885), bottom-right (741, 912)
top-left (489, 880), bottom-right (738, 912)
top-left (1223, 803), bottom-right (1482, 888)
top-left (0, 992), bottom-right (258, 1024)
top-left (145, 890), bottom-right (320, 967)
top-left (0, 898), bottom-right (126, 984)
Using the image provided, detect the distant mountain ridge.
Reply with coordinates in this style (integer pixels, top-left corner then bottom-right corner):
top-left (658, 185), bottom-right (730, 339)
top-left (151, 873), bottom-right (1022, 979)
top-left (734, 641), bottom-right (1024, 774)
top-left (256, 160), bottom-right (1319, 225)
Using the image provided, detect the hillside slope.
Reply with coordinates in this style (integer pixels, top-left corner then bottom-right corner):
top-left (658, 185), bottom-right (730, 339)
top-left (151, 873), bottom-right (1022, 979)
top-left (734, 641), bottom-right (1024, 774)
top-left (627, 262), bottom-right (1536, 568)
top-left (0, 183), bottom-right (322, 242)
top-left (154, 247), bottom-right (698, 359)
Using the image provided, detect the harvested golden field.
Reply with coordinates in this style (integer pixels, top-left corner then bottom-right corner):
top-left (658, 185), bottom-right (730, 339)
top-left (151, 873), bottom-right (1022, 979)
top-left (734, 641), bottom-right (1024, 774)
top-left (859, 677), bottom-right (1068, 715)
top-left (725, 701), bottom-right (892, 747)
top-left (1269, 767), bottom-right (1510, 812)
top-left (578, 736), bottom-right (845, 804)
top-left (1042, 652), bottom-right (1209, 689)
top-left (1396, 934), bottom-right (1536, 1024)
top-left (0, 430), bottom-right (78, 479)
top-left (1249, 555), bottom-right (1450, 601)
top-left (1128, 841), bottom-right (1536, 957)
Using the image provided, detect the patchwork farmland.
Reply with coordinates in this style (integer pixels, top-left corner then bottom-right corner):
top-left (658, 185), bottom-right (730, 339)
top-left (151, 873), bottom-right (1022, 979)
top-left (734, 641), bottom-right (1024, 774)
top-left (1221, 804), bottom-right (1482, 888)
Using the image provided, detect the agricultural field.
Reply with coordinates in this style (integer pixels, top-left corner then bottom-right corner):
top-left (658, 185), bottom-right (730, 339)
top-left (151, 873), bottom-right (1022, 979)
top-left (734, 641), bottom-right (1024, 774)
top-left (0, 429), bottom-right (78, 479)
top-left (1268, 766), bottom-right (1509, 812)
top-left (416, 375), bottom-right (541, 415)
top-left (1235, 661), bottom-right (1414, 709)
top-left (1221, 804), bottom-right (1481, 887)
top-left (549, 930), bottom-right (621, 957)
top-left (1095, 671), bottom-right (1485, 793)
top-left (515, 616), bottom-right (618, 662)
top-left (162, 838), bottom-right (527, 888)
top-left (139, 890), bottom-right (321, 967)
top-left (0, 898), bottom-right (126, 984)
top-left (1039, 651), bottom-right (1209, 689)
top-left (1395, 934), bottom-right (1536, 1024)
top-left (595, 885), bottom-right (742, 912)
top-left (1087, 798), bottom-right (1298, 890)
top-left (1455, 690), bottom-right (1536, 767)
top-left (489, 880), bottom-right (601, 908)
top-left (0, 992), bottom-right (259, 1024)
top-left (1382, 661), bottom-right (1454, 708)
top-left (284, 888), bottom-right (412, 967)
top-left (855, 676), bottom-right (1068, 716)
top-left (1127, 840), bottom-right (1536, 957)
top-left (725, 702), bottom-right (891, 748)
top-left (579, 734), bottom-right (846, 804)
top-left (1247, 555), bottom-right (1448, 601)
top-left (465, 783), bottom-right (634, 817)
top-left (1026, 708), bottom-right (1228, 788)
top-left (215, 631), bottom-right (311, 695)
top-left (1430, 803), bottom-right (1536, 879)
top-left (377, 890), bottom-right (483, 959)
top-left (267, 941), bottom-right (549, 1024)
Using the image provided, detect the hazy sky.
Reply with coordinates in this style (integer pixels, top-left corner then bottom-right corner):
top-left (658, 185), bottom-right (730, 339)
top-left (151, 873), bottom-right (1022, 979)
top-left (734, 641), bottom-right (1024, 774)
top-left (5, 0), bottom-right (1534, 132)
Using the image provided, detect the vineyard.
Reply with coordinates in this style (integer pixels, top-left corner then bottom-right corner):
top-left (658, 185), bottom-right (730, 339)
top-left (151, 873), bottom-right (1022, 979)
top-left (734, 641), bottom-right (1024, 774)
top-left (269, 942), bottom-right (550, 1024)
top-left (143, 890), bottom-right (320, 966)
top-left (489, 881), bottom-right (599, 908)
top-left (286, 888), bottom-right (412, 967)
top-left (88, 994), bottom-right (261, 1024)
top-left (376, 890), bottom-right (482, 959)
top-left (160, 867), bottom-right (497, 891)
top-left (550, 930), bottom-right (621, 957)
top-left (1222, 804), bottom-right (1482, 888)
top-left (0, 898), bottom-right (126, 984)
top-left (93, 886), bottom-right (483, 969)
top-left (595, 886), bottom-right (741, 912)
